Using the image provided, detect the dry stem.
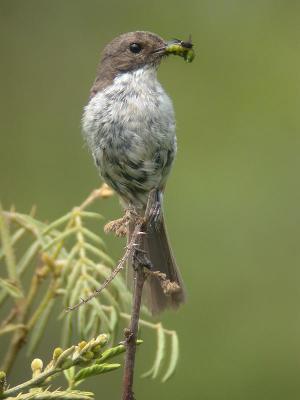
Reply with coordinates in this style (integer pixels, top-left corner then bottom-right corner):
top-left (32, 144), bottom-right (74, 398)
top-left (122, 266), bottom-right (146, 400)
top-left (121, 191), bottom-right (155, 400)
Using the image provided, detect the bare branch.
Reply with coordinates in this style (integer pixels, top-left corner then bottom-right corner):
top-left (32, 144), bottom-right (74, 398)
top-left (122, 190), bottom-right (156, 400)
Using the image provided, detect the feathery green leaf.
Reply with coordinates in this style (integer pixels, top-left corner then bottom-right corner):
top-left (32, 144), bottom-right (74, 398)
top-left (27, 299), bottom-right (55, 356)
top-left (161, 331), bottom-right (179, 382)
top-left (151, 323), bottom-right (166, 379)
top-left (74, 363), bottom-right (120, 382)
top-left (0, 323), bottom-right (26, 336)
top-left (0, 207), bottom-right (18, 281)
top-left (0, 278), bottom-right (23, 298)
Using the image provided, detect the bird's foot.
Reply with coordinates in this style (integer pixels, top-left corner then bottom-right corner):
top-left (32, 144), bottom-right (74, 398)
top-left (132, 247), bottom-right (152, 270)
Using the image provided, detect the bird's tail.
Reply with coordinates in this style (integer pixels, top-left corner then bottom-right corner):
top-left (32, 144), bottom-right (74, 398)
top-left (128, 212), bottom-right (186, 315)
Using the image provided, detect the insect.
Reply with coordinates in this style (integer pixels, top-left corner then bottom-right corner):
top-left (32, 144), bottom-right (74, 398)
top-left (165, 35), bottom-right (195, 63)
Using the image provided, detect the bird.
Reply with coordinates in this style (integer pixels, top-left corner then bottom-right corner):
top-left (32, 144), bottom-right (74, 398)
top-left (82, 31), bottom-right (192, 314)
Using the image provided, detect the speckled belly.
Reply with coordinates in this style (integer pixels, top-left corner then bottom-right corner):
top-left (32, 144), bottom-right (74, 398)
top-left (95, 138), bottom-right (175, 208)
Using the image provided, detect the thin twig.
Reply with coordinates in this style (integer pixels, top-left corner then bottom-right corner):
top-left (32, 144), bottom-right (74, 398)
top-left (78, 184), bottom-right (114, 211)
top-left (66, 216), bottom-right (144, 312)
top-left (0, 307), bottom-right (18, 329)
top-left (1, 270), bottom-right (58, 374)
top-left (122, 266), bottom-right (146, 400)
top-left (122, 191), bottom-right (155, 400)
top-left (1, 300), bottom-right (27, 374)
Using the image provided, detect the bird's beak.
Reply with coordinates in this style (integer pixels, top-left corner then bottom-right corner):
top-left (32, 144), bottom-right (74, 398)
top-left (164, 38), bottom-right (195, 63)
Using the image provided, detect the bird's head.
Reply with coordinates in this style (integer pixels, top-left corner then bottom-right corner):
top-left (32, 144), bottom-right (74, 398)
top-left (90, 31), bottom-right (194, 95)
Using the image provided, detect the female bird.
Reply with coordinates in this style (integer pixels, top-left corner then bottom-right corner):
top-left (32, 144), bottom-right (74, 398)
top-left (82, 31), bottom-right (192, 313)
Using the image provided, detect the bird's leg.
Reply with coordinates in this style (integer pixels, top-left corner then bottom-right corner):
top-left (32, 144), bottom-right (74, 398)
top-left (132, 247), bottom-right (152, 271)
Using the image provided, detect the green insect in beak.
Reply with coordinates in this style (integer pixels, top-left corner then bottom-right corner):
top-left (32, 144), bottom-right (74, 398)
top-left (165, 37), bottom-right (195, 63)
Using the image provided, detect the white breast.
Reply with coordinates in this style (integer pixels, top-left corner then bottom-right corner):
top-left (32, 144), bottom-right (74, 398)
top-left (82, 66), bottom-right (176, 154)
top-left (82, 66), bottom-right (177, 207)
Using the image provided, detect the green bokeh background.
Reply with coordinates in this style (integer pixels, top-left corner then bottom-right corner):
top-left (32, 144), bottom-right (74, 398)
top-left (1, 1), bottom-right (300, 399)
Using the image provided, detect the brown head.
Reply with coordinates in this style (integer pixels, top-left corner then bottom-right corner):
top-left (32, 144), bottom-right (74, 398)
top-left (90, 31), bottom-right (195, 96)
top-left (90, 31), bottom-right (167, 96)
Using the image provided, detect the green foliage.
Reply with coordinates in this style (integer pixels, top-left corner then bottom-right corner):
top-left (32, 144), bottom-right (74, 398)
top-left (74, 363), bottom-right (120, 383)
top-left (95, 339), bottom-right (141, 364)
top-left (0, 188), bottom-right (180, 397)
top-left (7, 390), bottom-right (94, 399)
top-left (0, 335), bottom-right (121, 399)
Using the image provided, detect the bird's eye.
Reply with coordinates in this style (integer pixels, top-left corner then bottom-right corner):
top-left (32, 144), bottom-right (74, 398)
top-left (129, 43), bottom-right (142, 53)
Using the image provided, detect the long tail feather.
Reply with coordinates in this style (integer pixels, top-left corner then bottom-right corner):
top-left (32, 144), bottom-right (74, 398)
top-left (128, 213), bottom-right (185, 315)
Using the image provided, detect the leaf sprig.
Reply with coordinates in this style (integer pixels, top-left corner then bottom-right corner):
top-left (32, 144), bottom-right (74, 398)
top-left (0, 187), bottom-right (179, 383)
top-left (0, 334), bottom-right (121, 399)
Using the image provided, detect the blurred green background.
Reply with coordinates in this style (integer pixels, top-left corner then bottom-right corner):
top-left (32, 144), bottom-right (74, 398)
top-left (1, 0), bottom-right (300, 399)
